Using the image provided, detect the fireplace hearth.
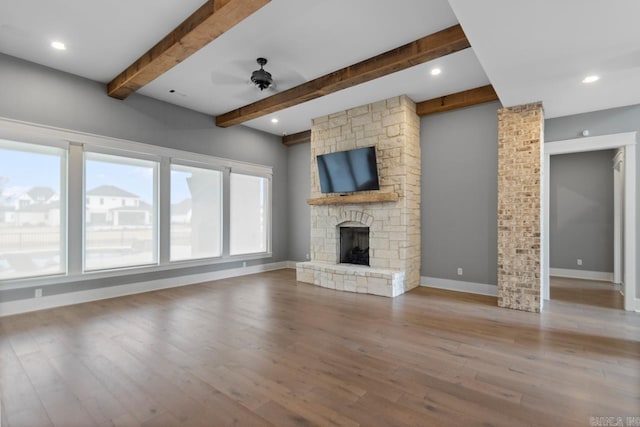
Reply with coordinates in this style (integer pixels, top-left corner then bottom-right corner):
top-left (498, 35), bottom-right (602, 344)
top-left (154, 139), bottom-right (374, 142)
top-left (340, 227), bottom-right (369, 266)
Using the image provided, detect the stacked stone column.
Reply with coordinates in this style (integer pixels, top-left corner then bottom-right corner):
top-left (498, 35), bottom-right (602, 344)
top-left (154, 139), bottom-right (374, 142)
top-left (497, 102), bottom-right (544, 312)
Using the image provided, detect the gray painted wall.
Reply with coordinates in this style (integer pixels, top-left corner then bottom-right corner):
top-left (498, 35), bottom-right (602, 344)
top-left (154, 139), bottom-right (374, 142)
top-left (550, 150), bottom-right (614, 271)
top-left (421, 102), bottom-right (500, 285)
top-left (545, 104), bottom-right (640, 295)
top-left (287, 142), bottom-right (311, 261)
top-left (286, 101), bottom-right (640, 296)
top-left (284, 101), bottom-right (502, 285)
top-left (0, 53), bottom-right (288, 303)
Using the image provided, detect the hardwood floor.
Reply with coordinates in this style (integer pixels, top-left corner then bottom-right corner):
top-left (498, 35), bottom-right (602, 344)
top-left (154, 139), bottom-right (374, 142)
top-left (551, 276), bottom-right (624, 310)
top-left (1, 270), bottom-right (638, 426)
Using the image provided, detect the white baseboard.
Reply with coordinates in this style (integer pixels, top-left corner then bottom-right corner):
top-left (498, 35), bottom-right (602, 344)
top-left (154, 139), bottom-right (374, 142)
top-left (285, 260), bottom-right (298, 269)
top-left (635, 298), bottom-right (640, 313)
top-left (420, 276), bottom-right (498, 297)
top-left (550, 268), bottom-right (614, 282)
top-left (0, 261), bottom-right (291, 317)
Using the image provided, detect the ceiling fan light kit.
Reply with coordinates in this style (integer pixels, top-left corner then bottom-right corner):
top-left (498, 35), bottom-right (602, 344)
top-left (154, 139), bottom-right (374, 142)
top-left (251, 57), bottom-right (273, 91)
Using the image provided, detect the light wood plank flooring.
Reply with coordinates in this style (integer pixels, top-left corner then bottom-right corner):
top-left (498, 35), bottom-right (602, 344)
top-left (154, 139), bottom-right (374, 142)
top-left (551, 276), bottom-right (624, 310)
top-left (1, 270), bottom-right (639, 426)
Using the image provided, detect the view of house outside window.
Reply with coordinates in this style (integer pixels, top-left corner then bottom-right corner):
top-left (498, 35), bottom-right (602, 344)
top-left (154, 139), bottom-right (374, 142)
top-left (0, 134), bottom-right (272, 283)
top-left (0, 139), bottom-right (66, 280)
top-left (84, 152), bottom-right (158, 271)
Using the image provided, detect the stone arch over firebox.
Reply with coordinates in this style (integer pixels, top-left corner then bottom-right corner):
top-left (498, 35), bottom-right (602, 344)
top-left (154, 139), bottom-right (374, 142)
top-left (337, 209), bottom-right (375, 228)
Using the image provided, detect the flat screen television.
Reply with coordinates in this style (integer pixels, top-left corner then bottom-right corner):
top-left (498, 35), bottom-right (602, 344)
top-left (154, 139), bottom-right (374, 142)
top-left (317, 146), bottom-right (380, 193)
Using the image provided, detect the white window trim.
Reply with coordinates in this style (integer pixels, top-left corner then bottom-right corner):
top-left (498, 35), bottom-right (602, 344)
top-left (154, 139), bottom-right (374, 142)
top-left (0, 251), bottom-right (272, 291)
top-left (169, 162), bottom-right (224, 262)
top-left (83, 145), bottom-right (162, 163)
top-left (0, 117), bottom-right (272, 175)
top-left (229, 171), bottom-right (272, 257)
top-left (83, 150), bottom-right (160, 272)
top-left (0, 138), bottom-right (68, 280)
top-left (0, 116), bottom-right (273, 290)
top-left (171, 158), bottom-right (227, 172)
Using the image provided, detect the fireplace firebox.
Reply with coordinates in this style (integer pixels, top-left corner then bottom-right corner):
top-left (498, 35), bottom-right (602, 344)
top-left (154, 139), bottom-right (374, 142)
top-left (339, 227), bottom-right (369, 266)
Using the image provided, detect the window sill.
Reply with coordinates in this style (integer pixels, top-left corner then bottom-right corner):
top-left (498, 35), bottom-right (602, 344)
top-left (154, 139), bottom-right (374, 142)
top-left (0, 252), bottom-right (272, 291)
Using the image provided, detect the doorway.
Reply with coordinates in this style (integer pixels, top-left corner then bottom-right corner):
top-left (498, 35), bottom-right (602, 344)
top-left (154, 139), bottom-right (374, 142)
top-left (551, 276), bottom-right (624, 309)
top-left (543, 132), bottom-right (637, 311)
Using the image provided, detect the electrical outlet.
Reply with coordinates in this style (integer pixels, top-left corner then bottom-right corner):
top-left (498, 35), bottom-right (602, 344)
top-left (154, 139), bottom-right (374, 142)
top-left (35, 288), bottom-right (43, 298)
top-left (457, 268), bottom-right (463, 276)
top-left (305, 253), bottom-right (310, 260)
top-left (577, 259), bottom-right (583, 266)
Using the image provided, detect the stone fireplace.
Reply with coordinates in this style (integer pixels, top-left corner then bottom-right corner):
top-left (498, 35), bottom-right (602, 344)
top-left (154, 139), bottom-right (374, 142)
top-left (296, 95), bottom-right (421, 297)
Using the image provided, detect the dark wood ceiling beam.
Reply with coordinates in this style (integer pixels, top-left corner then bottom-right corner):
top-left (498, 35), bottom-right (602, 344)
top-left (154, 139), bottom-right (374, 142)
top-left (107, 0), bottom-right (270, 100)
top-left (416, 84), bottom-right (498, 116)
top-left (281, 85), bottom-right (499, 145)
top-left (218, 24), bottom-right (470, 128)
top-left (282, 130), bottom-right (311, 146)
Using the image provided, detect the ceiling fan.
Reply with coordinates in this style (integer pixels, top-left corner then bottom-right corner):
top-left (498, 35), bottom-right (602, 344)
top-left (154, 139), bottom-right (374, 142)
top-left (250, 58), bottom-right (272, 91)
top-left (210, 57), bottom-right (304, 102)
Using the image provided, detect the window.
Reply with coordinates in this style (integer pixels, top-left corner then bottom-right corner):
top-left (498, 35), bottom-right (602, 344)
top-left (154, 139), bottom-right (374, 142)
top-left (0, 118), bottom-right (273, 285)
top-left (0, 139), bottom-right (66, 280)
top-left (230, 172), bottom-right (268, 255)
top-left (170, 164), bottom-right (222, 261)
top-left (84, 152), bottom-right (158, 271)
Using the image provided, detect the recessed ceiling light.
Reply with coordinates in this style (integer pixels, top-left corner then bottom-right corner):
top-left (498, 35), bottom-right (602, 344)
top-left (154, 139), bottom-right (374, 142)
top-left (51, 41), bottom-right (66, 51)
top-left (582, 75), bottom-right (599, 84)
top-left (430, 68), bottom-right (441, 76)
top-left (271, 118), bottom-right (279, 124)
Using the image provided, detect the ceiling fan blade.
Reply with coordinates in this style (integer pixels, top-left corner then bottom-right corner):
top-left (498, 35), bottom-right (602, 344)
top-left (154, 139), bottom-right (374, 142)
top-left (232, 84), bottom-right (269, 103)
top-left (210, 70), bottom-right (248, 86)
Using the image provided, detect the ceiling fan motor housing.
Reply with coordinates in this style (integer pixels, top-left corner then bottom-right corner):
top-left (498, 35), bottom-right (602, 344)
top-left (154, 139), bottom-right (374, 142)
top-left (251, 57), bottom-right (273, 90)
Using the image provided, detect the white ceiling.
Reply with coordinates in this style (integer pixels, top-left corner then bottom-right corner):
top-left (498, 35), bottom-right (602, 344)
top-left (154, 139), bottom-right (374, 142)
top-left (0, 0), bottom-right (206, 82)
top-left (448, 0), bottom-right (640, 118)
top-left (138, 0), bottom-right (466, 134)
top-left (244, 49), bottom-right (489, 135)
top-left (1, 0), bottom-right (639, 134)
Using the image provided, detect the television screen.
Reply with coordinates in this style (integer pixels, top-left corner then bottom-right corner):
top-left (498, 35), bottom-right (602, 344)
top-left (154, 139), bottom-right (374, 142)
top-left (317, 146), bottom-right (380, 193)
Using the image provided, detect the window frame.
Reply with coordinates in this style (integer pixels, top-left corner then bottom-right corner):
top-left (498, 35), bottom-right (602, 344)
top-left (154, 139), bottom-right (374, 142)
top-left (0, 137), bottom-right (69, 281)
top-left (228, 169), bottom-right (272, 257)
top-left (0, 117), bottom-right (273, 291)
top-left (169, 160), bottom-right (225, 263)
top-left (82, 149), bottom-right (160, 273)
